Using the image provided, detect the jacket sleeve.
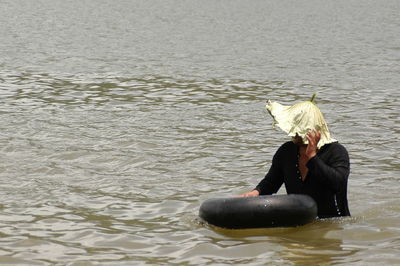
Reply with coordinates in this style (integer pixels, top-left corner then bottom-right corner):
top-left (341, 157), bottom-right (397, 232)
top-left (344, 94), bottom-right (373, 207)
top-left (306, 143), bottom-right (350, 192)
top-left (255, 148), bottom-right (284, 195)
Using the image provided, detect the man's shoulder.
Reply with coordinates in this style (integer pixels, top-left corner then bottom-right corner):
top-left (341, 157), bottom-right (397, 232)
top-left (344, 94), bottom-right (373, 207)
top-left (322, 142), bottom-right (349, 155)
top-left (281, 141), bottom-right (295, 148)
top-left (277, 141), bottom-right (296, 153)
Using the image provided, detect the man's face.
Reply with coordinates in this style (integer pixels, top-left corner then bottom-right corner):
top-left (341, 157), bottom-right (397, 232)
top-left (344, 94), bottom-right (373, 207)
top-left (292, 134), bottom-right (305, 146)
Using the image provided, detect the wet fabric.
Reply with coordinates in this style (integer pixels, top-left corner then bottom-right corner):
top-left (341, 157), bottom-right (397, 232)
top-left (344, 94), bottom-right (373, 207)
top-left (255, 141), bottom-right (351, 218)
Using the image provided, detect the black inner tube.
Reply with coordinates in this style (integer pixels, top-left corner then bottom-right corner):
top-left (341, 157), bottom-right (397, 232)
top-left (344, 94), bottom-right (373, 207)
top-left (199, 194), bottom-right (317, 229)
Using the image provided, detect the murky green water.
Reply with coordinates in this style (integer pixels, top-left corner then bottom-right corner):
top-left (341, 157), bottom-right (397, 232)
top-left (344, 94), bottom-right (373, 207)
top-left (1, 0), bottom-right (399, 265)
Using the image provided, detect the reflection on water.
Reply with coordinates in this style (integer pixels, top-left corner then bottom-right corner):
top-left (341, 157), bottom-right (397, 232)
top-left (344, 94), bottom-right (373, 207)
top-left (209, 219), bottom-right (356, 265)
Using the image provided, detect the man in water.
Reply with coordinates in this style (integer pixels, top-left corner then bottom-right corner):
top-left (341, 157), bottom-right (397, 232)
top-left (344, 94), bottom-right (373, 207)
top-left (239, 94), bottom-right (350, 218)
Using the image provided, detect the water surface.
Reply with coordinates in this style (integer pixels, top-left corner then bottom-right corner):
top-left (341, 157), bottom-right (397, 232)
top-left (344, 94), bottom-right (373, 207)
top-left (0, 0), bottom-right (399, 265)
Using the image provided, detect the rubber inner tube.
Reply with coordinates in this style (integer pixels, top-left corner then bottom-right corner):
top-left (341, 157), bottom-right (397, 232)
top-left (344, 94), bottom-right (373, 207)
top-left (199, 194), bottom-right (317, 229)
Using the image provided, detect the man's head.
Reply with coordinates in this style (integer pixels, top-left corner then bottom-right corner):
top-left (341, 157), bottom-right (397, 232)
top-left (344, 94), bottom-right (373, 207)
top-left (292, 134), bottom-right (305, 146)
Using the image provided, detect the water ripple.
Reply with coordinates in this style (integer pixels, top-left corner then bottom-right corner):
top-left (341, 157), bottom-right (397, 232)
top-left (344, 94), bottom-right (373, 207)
top-left (1, 0), bottom-right (400, 264)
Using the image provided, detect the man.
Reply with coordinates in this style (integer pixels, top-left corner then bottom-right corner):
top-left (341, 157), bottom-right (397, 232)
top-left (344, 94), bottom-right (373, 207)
top-left (240, 94), bottom-right (350, 218)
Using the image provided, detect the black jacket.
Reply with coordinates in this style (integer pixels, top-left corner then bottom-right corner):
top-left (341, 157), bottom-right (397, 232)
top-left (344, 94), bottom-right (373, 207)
top-left (255, 141), bottom-right (351, 218)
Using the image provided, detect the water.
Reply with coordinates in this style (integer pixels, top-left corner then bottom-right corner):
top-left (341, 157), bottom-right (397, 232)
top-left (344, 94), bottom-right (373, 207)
top-left (0, 0), bottom-right (399, 265)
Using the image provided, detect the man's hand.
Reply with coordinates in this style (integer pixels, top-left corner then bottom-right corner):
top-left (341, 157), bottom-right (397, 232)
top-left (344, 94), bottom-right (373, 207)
top-left (237, 190), bottom-right (260, 197)
top-left (305, 130), bottom-right (321, 160)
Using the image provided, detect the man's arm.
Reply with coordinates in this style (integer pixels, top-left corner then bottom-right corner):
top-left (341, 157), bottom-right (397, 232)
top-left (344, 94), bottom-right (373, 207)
top-left (305, 130), bottom-right (350, 191)
top-left (307, 144), bottom-right (350, 192)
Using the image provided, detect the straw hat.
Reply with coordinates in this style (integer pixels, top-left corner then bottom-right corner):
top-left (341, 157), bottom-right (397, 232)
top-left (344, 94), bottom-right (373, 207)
top-left (266, 94), bottom-right (337, 149)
